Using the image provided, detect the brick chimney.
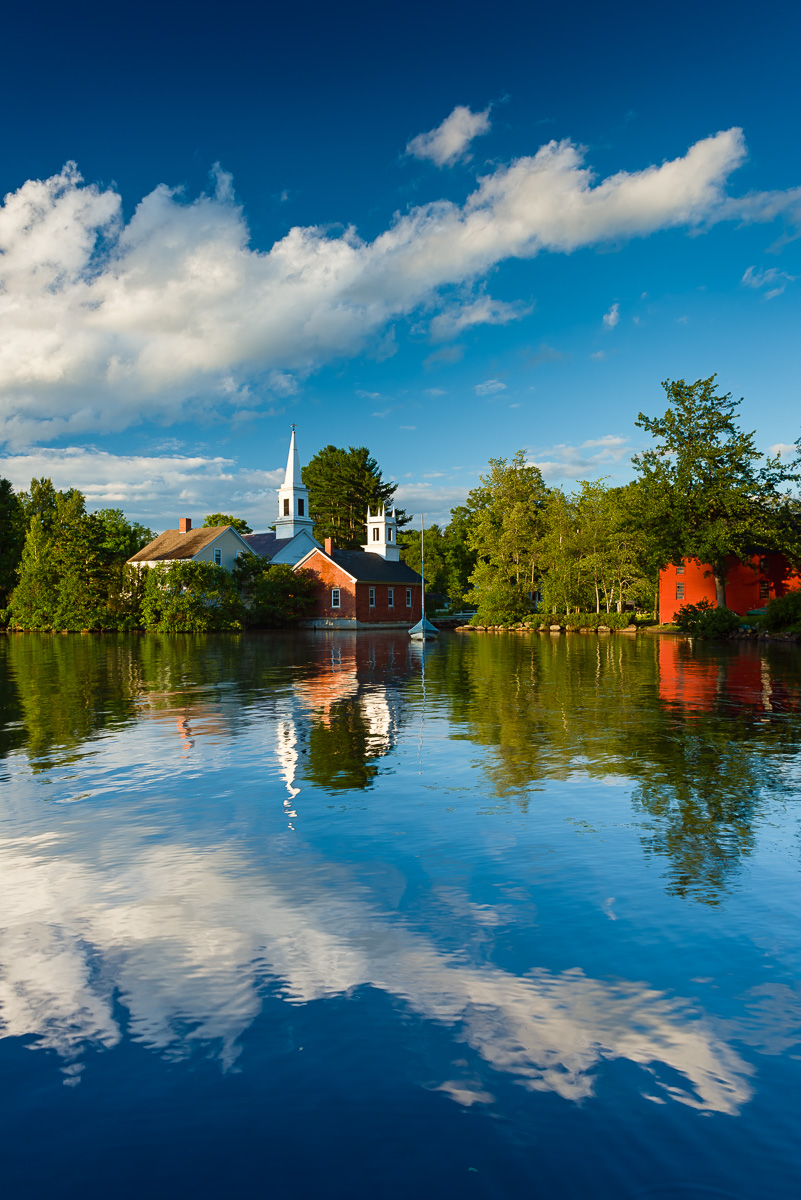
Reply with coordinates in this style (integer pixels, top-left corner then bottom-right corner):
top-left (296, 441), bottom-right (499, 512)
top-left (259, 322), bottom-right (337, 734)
top-left (179, 517), bottom-right (192, 533)
top-left (324, 537), bottom-right (333, 555)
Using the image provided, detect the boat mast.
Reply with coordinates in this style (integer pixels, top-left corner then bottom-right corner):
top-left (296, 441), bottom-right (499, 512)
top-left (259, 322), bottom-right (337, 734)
top-left (420, 511), bottom-right (425, 622)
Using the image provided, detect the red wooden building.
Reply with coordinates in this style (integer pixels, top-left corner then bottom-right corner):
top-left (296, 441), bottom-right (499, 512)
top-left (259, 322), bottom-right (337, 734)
top-left (658, 553), bottom-right (801, 623)
top-left (294, 509), bottom-right (423, 629)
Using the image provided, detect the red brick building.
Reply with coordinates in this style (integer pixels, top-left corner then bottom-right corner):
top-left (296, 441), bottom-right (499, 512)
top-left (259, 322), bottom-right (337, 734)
top-left (294, 538), bottom-right (423, 628)
top-left (659, 553), bottom-right (801, 623)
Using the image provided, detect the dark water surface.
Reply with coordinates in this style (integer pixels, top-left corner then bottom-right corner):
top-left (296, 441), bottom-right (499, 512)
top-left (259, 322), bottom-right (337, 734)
top-left (2, 631), bottom-right (801, 1199)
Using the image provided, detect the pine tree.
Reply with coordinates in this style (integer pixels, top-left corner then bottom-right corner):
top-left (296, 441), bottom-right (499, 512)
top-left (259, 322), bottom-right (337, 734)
top-left (0, 478), bottom-right (25, 615)
top-left (303, 445), bottom-right (409, 548)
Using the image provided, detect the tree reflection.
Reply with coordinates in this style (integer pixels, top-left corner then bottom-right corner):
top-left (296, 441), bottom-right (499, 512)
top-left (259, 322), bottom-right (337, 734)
top-left (425, 633), bottom-right (801, 904)
top-left (2, 629), bottom-right (800, 904)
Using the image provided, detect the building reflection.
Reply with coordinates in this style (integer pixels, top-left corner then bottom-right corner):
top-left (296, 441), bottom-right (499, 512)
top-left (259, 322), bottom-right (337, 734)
top-left (273, 635), bottom-right (414, 812)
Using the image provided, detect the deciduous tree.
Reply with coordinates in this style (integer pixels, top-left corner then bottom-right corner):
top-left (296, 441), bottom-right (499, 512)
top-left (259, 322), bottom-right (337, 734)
top-left (633, 376), bottom-right (801, 606)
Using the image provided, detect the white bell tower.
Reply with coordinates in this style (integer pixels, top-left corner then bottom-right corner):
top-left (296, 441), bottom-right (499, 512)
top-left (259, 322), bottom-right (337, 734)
top-left (362, 506), bottom-right (399, 561)
top-left (276, 426), bottom-right (315, 538)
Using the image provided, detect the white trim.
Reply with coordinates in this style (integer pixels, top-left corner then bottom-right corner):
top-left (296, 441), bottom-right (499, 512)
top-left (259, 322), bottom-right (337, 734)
top-left (293, 547), bottom-right (359, 582)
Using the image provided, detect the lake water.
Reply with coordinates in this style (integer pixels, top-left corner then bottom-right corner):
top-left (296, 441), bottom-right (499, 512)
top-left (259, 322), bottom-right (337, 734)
top-left (2, 630), bottom-right (801, 1199)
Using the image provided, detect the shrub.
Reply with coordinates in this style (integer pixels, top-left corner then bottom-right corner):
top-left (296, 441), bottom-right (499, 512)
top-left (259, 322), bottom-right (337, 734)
top-left (534, 612), bottom-right (634, 630)
top-left (234, 558), bottom-right (317, 627)
top-left (673, 598), bottom-right (741, 638)
top-left (141, 561), bottom-right (243, 632)
top-left (760, 590), bottom-right (801, 634)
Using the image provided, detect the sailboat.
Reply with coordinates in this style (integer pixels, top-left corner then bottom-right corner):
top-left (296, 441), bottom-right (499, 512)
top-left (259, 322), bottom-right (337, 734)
top-left (409, 512), bottom-right (438, 641)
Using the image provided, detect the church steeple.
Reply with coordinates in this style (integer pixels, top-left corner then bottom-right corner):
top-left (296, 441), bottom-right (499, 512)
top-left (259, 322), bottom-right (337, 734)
top-left (276, 426), bottom-right (314, 538)
top-left (362, 505), bottom-right (399, 561)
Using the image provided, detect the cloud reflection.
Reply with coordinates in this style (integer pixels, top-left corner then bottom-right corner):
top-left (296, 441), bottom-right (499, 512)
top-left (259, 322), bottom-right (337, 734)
top-left (0, 829), bottom-right (752, 1112)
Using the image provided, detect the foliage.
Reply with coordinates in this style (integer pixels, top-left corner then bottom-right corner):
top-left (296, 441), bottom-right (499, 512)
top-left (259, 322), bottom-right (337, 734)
top-left (0, 478), bottom-right (25, 615)
top-left (759, 590), bottom-right (801, 634)
top-left (233, 556), bottom-right (317, 627)
top-left (8, 484), bottom-right (148, 630)
top-left (203, 513), bottom-right (253, 534)
top-left (140, 561), bottom-right (244, 631)
top-left (539, 482), bottom-right (656, 615)
top-left (673, 599), bottom-right (742, 637)
top-left (303, 445), bottom-right (409, 548)
top-left (400, 511), bottom-right (477, 606)
top-left (464, 450), bottom-right (549, 624)
top-left (534, 611), bottom-right (635, 630)
top-left (633, 375), bottom-right (801, 606)
top-left (93, 508), bottom-right (155, 559)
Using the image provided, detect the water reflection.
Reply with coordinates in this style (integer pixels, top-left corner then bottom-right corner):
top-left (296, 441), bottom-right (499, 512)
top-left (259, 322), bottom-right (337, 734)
top-left (1, 630), bottom-right (801, 1126)
top-left (0, 825), bottom-right (752, 1112)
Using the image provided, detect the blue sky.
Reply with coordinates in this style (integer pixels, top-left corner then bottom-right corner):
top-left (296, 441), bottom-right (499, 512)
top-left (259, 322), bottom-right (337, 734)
top-left (1, 0), bottom-right (799, 528)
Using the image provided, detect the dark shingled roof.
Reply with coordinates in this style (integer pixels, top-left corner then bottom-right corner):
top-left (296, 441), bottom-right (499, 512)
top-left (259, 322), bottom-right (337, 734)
top-left (128, 526), bottom-right (231, 563)
top-left (240, 531), bottom-right (296, 558)
top-left (325, 549), bottom-right (423, 584)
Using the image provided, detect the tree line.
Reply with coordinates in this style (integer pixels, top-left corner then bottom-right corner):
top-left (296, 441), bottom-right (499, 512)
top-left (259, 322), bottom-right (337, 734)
top-left (2, 375), bottom-right (799, 631)
top-left (400, 376), bottom-right (801, 623)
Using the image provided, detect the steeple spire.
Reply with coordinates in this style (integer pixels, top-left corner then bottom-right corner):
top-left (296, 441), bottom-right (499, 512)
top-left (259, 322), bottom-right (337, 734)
top-left (276, 425), bottom-right (315, 539)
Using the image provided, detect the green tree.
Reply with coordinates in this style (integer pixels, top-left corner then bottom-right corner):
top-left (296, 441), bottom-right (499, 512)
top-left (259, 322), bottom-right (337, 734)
top-left (633, 376), bottom-right (801, 607)
top-left (9, 482), bottom-right (154, 630)
top-left (464, 451), bottom-right (549, 623)
top-left (0, 478), bottom-right (25, 614)
top-left (94, 508), bottom-right (155, 559)
top-left (140, 561), bottom-right (244, 632)
top-left (400, 509), bottom-right (478, 607)
top-left (303, 445), bottom-right (409, 548)
top-left (203, 513), bottom-right (253, 534)
top-left (234, 557), bottom-right (317, 627)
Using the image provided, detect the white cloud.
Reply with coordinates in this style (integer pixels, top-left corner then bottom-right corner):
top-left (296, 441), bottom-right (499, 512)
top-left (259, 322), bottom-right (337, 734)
top-left (741, 264), bottom-right (796, 298)
top-left (475, 379), bottom-right (506, 395)
top-left (769, 442), bottom-right (799, 458)
top-left (0, 446), bottom-right (284, 528)
top-left (0, 814), bottom-right (751, 1111)
top-left (429, 295), bottom-right (529, 341)
top-left (0, 128), bottom-right (760, 443)
top-left (602, 302), bottom-right (620, 328)
top-left (394, 480), bottom-right (471, 524)
top-left (405, 104), bottom-right (492, 167)
top-left (529, 435), bottom-right (633, 482)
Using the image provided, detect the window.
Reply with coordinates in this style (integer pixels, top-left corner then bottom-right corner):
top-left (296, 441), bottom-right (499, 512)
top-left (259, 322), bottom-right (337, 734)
top-left (387, 528), bottom-right (392, 541)
top-left (298, 499), bottom-right (304, 516)
top-left (759, 580), bottom-right (770, 600)
top-left (676, 565), bottom-right (685, 575)
top-left (372, 527), bottom-right (379, 541)
top-left (369, 587), bottom-right (376, 607)
top-left (331, 587), bottom-right (341, 609)
top-left (387, 587), bottom-right (394, 608)
top-left (676, 582), bottom-right (685, 600)
top-left (214, 548), bottom-right (221, 566)
top-left (406, 588), bottom-right (412, 607)
top-left (283, 498), bottom-right (290, 516)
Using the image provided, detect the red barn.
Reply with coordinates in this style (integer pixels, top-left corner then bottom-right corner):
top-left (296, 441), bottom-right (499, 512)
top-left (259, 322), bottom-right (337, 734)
top-left (294, 513), bottom-right (424, 628)
top-left (659, 553), bottom-right (801, 623)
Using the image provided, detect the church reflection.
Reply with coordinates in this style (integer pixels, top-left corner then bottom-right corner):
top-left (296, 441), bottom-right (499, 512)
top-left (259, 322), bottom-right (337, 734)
top-left (273, 635), bottom-right (415, 813)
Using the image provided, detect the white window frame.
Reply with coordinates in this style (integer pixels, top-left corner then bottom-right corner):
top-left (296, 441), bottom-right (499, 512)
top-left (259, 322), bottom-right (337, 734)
top-left (372, 527), bottom-right (379, 541)
top-left (369, 587), bottom-right (376, 608)
top-left (406, 588), bottom-right (412, 607)
top-left (387, 587), bottom-right (394, 608)
top-left (331, 587), bottom-right (341, 609)
top-left (213, 548), bottom-right (222, 566)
